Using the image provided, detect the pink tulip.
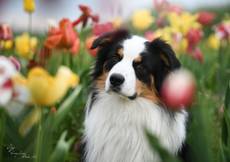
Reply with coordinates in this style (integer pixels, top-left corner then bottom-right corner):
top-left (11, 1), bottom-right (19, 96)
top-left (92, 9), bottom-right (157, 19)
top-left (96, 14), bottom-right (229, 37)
top-left (215, 23), bottom-right (230, 40)
top-left (0, 24), bottom-right (13, 40)
top-left (161, 69), bottom-right (196, 110)
top-left (92, 22), bottom-right (114, 36)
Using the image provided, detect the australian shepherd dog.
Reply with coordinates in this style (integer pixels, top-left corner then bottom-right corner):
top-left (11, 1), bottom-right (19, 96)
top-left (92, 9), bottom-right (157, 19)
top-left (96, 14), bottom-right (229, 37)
top-left (83, 29), bottom-right (187, 162)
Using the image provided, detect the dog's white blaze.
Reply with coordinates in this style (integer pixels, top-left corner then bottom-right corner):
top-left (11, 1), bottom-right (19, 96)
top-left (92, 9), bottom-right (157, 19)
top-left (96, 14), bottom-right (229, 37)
top-left (105, 36), bottom-right (147, 97)
top-left (122, 35), bottom-right (147, 59)
top-left (84, 92), bottom-right (187, 162)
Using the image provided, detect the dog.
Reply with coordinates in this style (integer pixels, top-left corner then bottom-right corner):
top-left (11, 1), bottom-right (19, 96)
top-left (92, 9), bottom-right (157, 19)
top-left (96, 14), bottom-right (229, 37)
top-left (83, 29), bottom-right (188, 162)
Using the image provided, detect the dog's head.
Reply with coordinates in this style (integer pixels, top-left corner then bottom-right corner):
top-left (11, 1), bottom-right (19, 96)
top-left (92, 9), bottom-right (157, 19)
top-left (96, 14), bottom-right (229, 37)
top-left (91, 29), bottom-right (180, 102)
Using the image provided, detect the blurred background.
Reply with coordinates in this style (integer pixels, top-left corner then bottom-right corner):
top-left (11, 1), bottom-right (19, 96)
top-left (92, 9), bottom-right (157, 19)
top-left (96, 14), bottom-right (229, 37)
top-left (0, 0), bottom-right (230, 32)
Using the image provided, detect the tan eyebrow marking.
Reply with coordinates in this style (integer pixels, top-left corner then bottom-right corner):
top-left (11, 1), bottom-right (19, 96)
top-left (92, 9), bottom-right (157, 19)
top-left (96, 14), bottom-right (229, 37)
top-left (160, 54), bottom-right (170, 66)
top-left (117, 48), bottom-right (123, 58)
top-left (133, 55), bottom-right (142, 63)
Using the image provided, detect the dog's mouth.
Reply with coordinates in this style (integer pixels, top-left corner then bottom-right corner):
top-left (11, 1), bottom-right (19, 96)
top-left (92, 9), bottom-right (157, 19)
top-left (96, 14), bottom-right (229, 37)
top-left (108, 86), bottom-right (137, 100)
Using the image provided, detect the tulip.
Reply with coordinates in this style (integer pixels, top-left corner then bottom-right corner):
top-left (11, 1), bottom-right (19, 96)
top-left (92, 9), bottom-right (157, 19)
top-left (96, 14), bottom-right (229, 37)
top-left (15, 33), bottom-right (38, 59)
top-left (132, 9), bottom-right (154, 31)
top-left (153, 0), bottom-right (169, 12)
top-left (45, 19), bottom-right (80, 55)
top-left (0, 56), bottom-right (20, 106)
top-left (23, 0), bottom-right (35, 13)
top-left (92, 22), bottom-right (114, 36)
top-left (215, 21), bottom-right (230, 40)
top-left (0, 24), bottom-right (13, 40)
top-left (85, 36), bottom-right (98, 57)
top-left (167, 12), bottom-right (201, 34)
top-left (112, 17), bottom-right (122, 29)
top-left (197, 11), bottom-right (215, 26)
top-left (208, 34), bottom-right (220, 50)
top-left (27, 66), bottom-right (79, 106)
top-left (3, 40), bottom-right (13, 50)
top-left (161, 69), bottom-right (196, 110)
top-left (186, 28), bottom-right (203, 51)
top-left (153, 0), bottom-right (182, 14)
top-left (72, 5), bottom-right (99, 28)
top-left (190, 47), bottom-right (204, 63)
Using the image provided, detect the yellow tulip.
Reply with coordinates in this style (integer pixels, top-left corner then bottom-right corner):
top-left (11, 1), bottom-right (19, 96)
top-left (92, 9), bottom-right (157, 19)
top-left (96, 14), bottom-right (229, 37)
top-left (167, 12), bottom-right (201, 35)
top-left (27, 66), bottom-right (79, 106)
top-left (112, 17), bottom-right (122, 28)
top-left (176, 38), bottom-right (188, 54)
top-left (208, 34), bottom-right (220, 50)
top-left (4, 40), bottom-right (13, 49)
top-left (23, 0), bottom-right (35, 13)
top-left (15, 33), bottom-right (38, 59)
top-left (132, 9), bottom-right (154, 31)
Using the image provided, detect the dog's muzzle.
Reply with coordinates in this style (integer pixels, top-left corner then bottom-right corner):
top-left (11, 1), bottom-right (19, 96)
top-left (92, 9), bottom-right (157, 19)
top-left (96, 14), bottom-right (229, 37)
top-left (109, 73), bottom-right (137, 100)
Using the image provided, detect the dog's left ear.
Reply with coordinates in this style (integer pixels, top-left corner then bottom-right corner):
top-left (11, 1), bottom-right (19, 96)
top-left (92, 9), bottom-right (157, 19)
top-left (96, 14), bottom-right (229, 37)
top-left (148, 38), bottom-right (181, 70)
top-left (146, 38), bottom-right (181, 92)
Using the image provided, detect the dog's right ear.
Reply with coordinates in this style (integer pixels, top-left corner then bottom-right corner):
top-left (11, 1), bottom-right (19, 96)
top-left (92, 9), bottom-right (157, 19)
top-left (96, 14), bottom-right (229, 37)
top-left (91, 29), bottom-right (130, 49)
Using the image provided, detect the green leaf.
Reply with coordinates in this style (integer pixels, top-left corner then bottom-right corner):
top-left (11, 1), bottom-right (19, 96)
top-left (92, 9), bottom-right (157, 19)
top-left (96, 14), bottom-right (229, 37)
top-left (48, 131), bottom-right (75, 162)
top-left (0, 109), bottom-right (6, 162)
top-left (224, 81), bottom-right (230, 111)
top-left (222, 81), bottom-right (230, 146)
top-left (145, 129), bottom-right (181, 162)
top-left (53, 85), bottom-right (82, 130)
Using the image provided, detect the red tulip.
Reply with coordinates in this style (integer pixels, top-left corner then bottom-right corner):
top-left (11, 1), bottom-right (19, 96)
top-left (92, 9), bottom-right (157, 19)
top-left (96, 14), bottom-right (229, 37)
top-left (72, 4), bottom-right (99, 28)
top-left (0, 24), bottom-right (13, 40)
top-left (44, 18), bottom-right (80, 55)
top-left (197, 11), bottom-right (215, 26)
top-left (161, 69), bottom-right (196, 110)
top-left (92, 22), bottom-right (114, 36)
top-left (191, 47), bottom-right (204, 63)
top-left (85, 36), bottom-right (98, 57)
top-left (186, 28), bottom-right (202, 51)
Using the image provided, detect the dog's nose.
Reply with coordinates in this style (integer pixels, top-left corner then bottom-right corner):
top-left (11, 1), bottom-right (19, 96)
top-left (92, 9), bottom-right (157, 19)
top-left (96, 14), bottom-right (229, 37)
top-left (110, 73), bottom-right (125, 87)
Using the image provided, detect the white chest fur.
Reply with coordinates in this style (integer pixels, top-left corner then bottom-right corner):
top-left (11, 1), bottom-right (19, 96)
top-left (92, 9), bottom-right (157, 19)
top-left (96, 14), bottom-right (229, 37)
top-left (84, 92), bottom-right (187, 162)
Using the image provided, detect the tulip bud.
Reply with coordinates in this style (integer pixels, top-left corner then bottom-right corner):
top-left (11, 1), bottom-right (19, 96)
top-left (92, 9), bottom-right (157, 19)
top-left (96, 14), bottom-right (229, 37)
top-left (161, 69), bottom-right (196, 110)
top-left (23, 0), bottom-right (35, 13)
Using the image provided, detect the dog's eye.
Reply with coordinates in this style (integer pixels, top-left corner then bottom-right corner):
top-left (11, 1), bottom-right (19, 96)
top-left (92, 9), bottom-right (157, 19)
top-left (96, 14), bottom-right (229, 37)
top-left (133, 62), bottom-right (151, 84)
top-left (104, 55), bottom-right (122, 71)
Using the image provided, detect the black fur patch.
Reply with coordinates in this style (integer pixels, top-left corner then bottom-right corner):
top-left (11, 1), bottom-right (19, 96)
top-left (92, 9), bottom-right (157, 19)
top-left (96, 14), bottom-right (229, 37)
top-left (91, 29), bottom-right (130, 80)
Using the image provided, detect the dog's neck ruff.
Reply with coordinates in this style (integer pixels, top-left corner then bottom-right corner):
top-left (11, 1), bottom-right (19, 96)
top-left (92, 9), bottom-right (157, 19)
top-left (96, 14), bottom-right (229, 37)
top-left (84, 92), bottom-right (187, 162)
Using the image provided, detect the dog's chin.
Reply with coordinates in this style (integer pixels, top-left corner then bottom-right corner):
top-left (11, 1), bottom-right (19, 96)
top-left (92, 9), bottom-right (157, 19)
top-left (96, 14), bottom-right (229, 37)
top-left (106, 87), bottom-right (137, 100)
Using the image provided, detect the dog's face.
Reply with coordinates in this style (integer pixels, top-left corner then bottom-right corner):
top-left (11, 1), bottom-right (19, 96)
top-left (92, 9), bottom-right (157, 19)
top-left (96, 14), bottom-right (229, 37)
top-left (91, 30), bottom-right (180, 102)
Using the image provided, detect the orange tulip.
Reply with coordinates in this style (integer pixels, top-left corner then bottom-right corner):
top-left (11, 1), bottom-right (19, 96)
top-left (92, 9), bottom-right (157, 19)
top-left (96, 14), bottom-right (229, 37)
top-left (45, 18), bottom-right (80, 55)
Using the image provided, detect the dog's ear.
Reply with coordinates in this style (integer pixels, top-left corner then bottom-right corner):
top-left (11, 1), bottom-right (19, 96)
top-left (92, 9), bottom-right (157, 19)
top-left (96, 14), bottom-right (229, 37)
top-left (148, 38), bottom-right (180, 70)
top-left (91, 29), bottom-right (130, 49)
top-left (146, 38), bottom-right (181, 92)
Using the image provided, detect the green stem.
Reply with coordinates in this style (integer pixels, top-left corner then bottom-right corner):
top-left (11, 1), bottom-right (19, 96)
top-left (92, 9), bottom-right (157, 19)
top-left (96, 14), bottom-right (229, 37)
top-left (34, 107), bottom-right (43, 162)
top-left (0, 109), bottom-right (6, 162)
top-left (28, 13), bottom-right (32, 35)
